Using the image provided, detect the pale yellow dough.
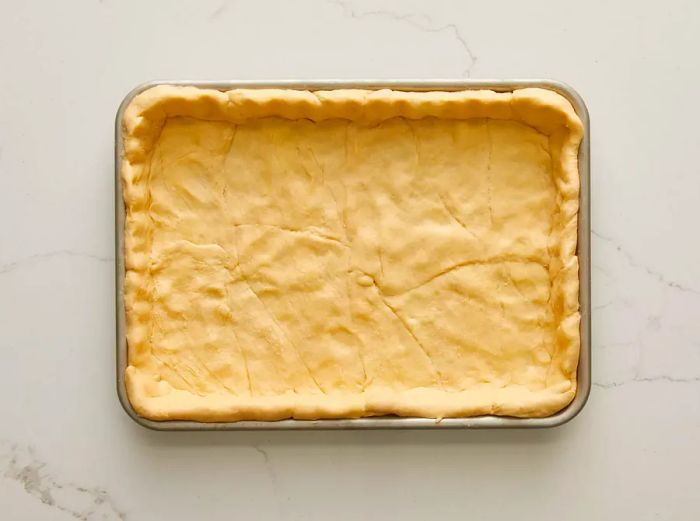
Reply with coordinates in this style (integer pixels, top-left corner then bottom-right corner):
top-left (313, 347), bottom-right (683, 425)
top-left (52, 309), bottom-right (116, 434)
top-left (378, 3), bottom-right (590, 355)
top-left (121, 86), bottom-right (583, 421)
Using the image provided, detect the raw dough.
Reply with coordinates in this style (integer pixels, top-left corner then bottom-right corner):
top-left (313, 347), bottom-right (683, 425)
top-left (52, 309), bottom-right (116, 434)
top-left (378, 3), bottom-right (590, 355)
top-left (121, 86), bottom-right (583, 421)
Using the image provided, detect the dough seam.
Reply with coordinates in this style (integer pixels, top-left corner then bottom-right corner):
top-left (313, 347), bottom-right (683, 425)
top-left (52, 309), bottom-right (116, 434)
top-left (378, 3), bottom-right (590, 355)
top-left (121, 86), bottom-right (583, 421)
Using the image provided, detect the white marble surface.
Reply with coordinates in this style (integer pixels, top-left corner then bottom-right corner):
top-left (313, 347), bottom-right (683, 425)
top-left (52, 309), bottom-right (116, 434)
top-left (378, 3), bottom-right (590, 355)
top-left (1, 0), bottom-right (699, 519)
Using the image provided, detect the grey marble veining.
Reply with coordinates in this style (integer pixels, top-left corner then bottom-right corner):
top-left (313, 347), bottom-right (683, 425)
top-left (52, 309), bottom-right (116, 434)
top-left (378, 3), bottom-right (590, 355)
top-left (2, 444), bottom-right (125, 520)
top-left (327, 0), bottom-right (478, 77)
top-left (1, 0), bottom-right (699, 519)
top-left (0, 251), bottom-right (113, 276)
top-left (592, 231), bottom-right (700, 295)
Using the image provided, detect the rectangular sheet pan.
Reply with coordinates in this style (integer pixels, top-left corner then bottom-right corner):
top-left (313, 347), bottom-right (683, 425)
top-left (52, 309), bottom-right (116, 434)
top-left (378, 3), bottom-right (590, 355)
top-left (115, 79), bottom-right (590, 430)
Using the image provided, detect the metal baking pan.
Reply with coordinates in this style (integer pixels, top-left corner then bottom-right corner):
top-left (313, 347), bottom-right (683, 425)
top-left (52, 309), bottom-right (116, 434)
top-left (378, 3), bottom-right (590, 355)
top-left (115, 79), bottom-right (591, 430)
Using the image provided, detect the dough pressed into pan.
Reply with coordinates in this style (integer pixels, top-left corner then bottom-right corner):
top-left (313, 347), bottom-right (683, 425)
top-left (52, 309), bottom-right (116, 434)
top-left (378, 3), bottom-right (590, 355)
top-left (121, 86), bottom-right (583, 421)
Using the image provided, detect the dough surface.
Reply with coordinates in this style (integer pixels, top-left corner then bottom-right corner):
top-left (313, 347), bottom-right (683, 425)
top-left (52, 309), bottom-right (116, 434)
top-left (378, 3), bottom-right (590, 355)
top-left (121, 86), bottom-right (583, 421)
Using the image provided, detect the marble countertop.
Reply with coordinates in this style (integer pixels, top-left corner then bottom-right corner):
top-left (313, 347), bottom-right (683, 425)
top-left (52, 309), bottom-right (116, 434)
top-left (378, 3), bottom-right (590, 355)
top-left (1, 0), bottom-right (699, 519)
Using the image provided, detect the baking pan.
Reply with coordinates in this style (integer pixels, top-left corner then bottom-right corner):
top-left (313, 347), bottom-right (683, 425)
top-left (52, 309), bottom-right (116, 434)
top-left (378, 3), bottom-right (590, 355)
top-left (115, 79), bottom-right (591, 430)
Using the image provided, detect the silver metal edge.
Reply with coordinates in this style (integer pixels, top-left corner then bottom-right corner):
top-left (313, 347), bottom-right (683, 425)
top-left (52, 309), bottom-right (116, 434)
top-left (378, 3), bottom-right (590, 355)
top-left (115, 79), bottom-right (591, 430)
